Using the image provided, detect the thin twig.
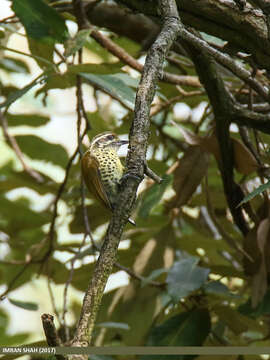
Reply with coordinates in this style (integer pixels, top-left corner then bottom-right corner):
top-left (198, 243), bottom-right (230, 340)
top-left (90, 29), bottom-right (201, 88)
top-left (113, 262), bottom-right (165, 288)
top-left (47, 278), bottom-right (62, 328)
top-left (144, 162), bottom-right (163, 184)
top-left (178, 26), bottom-right (270, 101)
top-left (150, 89), bottom-right (204, 117)
top-left (42, 149), bottom-right (79, 263)
top-left (0, 111), bottom-right (44, 183)
top-left (62, 6), bottom-right (92, 342)
top-left (62, 68), bottom-right (90, 342)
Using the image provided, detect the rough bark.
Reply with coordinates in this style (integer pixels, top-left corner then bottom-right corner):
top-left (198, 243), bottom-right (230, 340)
top-left (70, 0), bottom-right (181, 350)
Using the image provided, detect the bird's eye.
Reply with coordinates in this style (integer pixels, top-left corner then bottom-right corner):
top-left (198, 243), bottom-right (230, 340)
top-left (107, 135), bottom-right (114, 140)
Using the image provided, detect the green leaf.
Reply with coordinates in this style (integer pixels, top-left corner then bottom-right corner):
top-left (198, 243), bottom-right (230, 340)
top-left (238, 179), bottom-right (270, 206)
top-left (167, 256), bottom-right (210, 302)
top-left (6, 113), bottom-right (50, 127)
top-left (203, 280), bottom-right (236, 298)
top-left (96, 322), bottom-right (130, 331)
top-left (36, 65), bottom-right (125, 96)
top-left (0, 57), bottom-right (30, 73)
top-left (0, 332), bottom-right (30, 347)
top-left (138, 174), bottom-right (173, 219)
top-left (14, 135), bottom-right (69, 168)
top-left (213, 305), bottom-right (264, 335)
top-left (80, 73), bottom-right (136, 110)
top-left (238, 288), bottom-right (270, 318)
top-left (12, 0), bottom-right (69, 43)
top-left (0, 196), bottom-right (50, 232)
top-left (145, 309), bottom-right (211, 358)
top-left (0, 162), bottom-right (57, 195)
top-left (0, 78), bottom-right (39, 109)
top-left (28, 38), bottom-right (54, 69)
top-left (8, 298), bottom-right (38, 311)
top-left (64, 29), bottom-right (91, 57)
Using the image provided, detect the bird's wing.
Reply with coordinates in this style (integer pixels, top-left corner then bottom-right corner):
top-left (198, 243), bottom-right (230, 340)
top-left (81, 152), bottom-right (112, 210)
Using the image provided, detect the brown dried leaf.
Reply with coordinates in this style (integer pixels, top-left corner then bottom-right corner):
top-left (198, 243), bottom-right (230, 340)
top-left (167, 146), bottom-right (209, 209)
top-left (233, 138), bottom-right (259, 175)
top-left (243, 227), bottom-right (261, 277)
top-left (201, 134), bottom-right (258, 175)
top-left (173, 122), bottom-right (258, 175)
top-left (251, 218), bottom-right (270, 307)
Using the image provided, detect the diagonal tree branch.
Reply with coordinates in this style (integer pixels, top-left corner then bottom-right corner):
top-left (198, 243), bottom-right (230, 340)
top-left (70, 0), bottom-right (181, 349)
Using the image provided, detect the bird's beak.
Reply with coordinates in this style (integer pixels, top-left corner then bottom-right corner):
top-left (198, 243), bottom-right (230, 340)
top-left (116, 140), bottom-right (129, 146)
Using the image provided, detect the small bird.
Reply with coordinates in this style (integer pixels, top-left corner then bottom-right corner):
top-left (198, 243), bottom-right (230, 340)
top-left (81, 131), bottom-right (135, 225)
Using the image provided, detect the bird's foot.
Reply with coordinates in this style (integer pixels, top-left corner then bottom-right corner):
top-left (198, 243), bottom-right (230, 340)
top-left (121, 172), bottom-right (142, 184)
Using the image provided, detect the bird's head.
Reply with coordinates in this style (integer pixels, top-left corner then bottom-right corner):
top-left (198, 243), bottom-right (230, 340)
top-left (90, 132), bottom-right (128, 151)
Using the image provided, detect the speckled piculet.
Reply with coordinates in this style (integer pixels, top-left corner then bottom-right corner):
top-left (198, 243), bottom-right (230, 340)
top-left (81, 132), bottom-right (135, 225)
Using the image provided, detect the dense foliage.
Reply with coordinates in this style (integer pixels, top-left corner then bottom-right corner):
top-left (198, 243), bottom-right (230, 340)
top-left (1, 0), bottom-right (270, 358)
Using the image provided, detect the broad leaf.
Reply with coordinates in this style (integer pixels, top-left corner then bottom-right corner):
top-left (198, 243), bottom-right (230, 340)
top-left (167, 257), bottom-right (210, 302)
top-left (167, 146), bottom-right (209, 209)
top-left (238, 288), bottom-right (270, 318)
top-left (144, 309), bottom-right (211, 359)
top-left (0, 79), bottom-right (40, 109)
top-left (0, 57), bottom-right (30, 73)
top-left (0, 196), bottom-right (50, 232)
top-left (8, 298), bottom-right (38, 311)
top-left (214, 305), bottom-right (265, 335)
top-left (80, 73), bottom-right (136, 110)
top-left (28, 38), bottom-right (54, 69)
top-left (6, 113), bottom-right (50, 127)
top-left (14, 135), bottom-right (69, 168)
top-left (203, 280), bottom-right (235, 298)
top-left (12, 0), bottom-right (68, 43)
